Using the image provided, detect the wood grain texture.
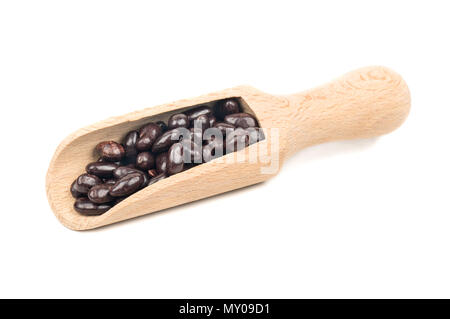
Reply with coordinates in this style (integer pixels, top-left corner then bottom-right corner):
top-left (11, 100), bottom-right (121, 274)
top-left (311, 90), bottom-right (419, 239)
top-left (46, 66), bottom-right (411, 230)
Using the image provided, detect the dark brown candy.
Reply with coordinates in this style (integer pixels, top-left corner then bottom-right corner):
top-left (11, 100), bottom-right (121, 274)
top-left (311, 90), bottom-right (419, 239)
top-left (167, 140), bottom-right (202, 175)
top-left (70, 180), bottom-right (85, 198)
top-left (123, 131), bottom-right (139, 159)
top-left (224, 113), bottom-right (257, 129)
top-left (155, 152), bottom-right (169, 174)
top-left (110, 172), bottom-right (144, 197)
top-left (113, 166), bottom-right (143, 179)
top-left (76, 173), bottom-right (103, 193)
top-left (88, 184), bottom-right (114, 204)
top-left (139, 122), bottom-right (163, 137)
top-left (184, 105), bottom-right (212, 122)
top-left (96, 141), bottom-right (125, 162)
top-left (86, 162), bottom-right (118, 178)
top-left (136, 123), bottom-right (162, 151)
top-left (167, 143), bottom-right (184, 175)
top-left (151, 127), bottom-right (188, 153)
top-left (168, 113), bottom-right (189, 129)
top-left (114, 166), bottom-right (149, 189)
top-left (136, 151), bottom-right (155, 170)
top-left (214, 99), bottom-right (240, 119)
top-left (74, 197), bottom-right (112, 216)
top-left (113, 166), bottom-right (149, 188)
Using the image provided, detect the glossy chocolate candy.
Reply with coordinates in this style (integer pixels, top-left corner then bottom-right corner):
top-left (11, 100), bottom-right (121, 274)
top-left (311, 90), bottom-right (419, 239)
top-left (151, 127), bottom-right (188, 153)
top-left (123, 131), bottom-right (139, 159)
top-left (214, 99), bottom-right (240, 119)
top-left (104, 179), bottom-right (117, 186)
top-left (88, 184), bottom-right (114, 204)
top-left (184, 105), bottom-right (212, 122)
top-left (167, 142), bottom-right (185, 175)
top-left (70, 181), bottom-right (85, 198)
top-left (86, 162), bottom-right (118, 178)
top-left (136, 123), bottom-right (162, 151)
top-left (113, 166), bottom-right (143, 179)
top-left (74, 197), bottom-right (113, 216)
top-left (110, 172), bottom-right (145, 197)
top-left (168, 113), bottom-right (189, 129)
top-left (76, 173), bottom-right (103, 193)
top-left (70, 173), bottom-right (103, 198)
top-left (167, 140), bottom-right (202, 175)
top-left (96, 141), bottom-right (125, 162)
top-left (155, 152), bottom-right (169, 174)
top-left (136, 151), bottom-right (155, 170)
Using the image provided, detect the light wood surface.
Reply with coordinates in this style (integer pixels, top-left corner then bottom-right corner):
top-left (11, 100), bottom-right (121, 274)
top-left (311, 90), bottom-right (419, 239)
top-left (46, 66), bottom-right (411, 230)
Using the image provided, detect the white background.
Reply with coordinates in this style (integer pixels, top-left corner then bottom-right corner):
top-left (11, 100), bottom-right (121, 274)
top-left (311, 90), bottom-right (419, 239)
top-left (0, 0), bottom-right (449, 298)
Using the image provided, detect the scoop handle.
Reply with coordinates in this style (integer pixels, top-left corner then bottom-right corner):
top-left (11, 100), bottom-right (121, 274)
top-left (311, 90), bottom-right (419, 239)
top-left (284, 66), bottom-right (411, 157)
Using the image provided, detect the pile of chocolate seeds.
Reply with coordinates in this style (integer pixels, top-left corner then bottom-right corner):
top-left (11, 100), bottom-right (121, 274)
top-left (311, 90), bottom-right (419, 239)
top-left (70, 98), bottom-right (264, 216)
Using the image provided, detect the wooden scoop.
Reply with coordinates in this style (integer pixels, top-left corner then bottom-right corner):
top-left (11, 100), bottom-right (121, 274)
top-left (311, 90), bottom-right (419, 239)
top-left (46, 66), bottom-right (410, 230)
